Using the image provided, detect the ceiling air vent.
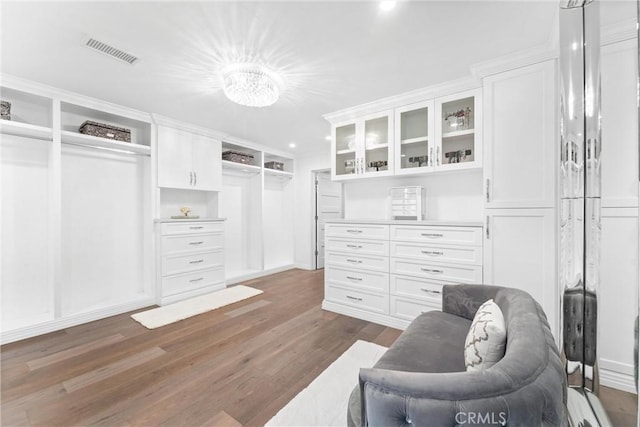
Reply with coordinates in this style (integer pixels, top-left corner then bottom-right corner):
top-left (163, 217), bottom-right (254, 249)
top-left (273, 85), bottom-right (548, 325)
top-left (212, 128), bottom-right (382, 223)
top-left (85, 38), bottom-right (139, 65)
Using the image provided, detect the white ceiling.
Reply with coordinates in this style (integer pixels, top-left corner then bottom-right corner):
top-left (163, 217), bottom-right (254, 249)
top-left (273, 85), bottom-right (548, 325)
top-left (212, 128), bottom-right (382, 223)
top-left (1, 1), bottom-right (635, 154)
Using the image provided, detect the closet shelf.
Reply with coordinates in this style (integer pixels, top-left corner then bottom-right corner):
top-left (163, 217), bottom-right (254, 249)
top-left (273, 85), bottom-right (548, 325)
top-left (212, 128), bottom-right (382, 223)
top-left (264, 168), bottom-right (293, 179)
top-left (441, 128), bottom-right (474, 139)
top-left (0, 120), bottom-right (53, 140)
top-left (61, 130), bottom-right (151, 155)
top-left (222, 160), bottom-right (261, 175)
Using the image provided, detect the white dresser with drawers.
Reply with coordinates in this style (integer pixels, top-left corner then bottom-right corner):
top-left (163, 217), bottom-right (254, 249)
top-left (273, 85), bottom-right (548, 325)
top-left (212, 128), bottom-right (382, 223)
top-left (323, 220), bottom-right (483, 329)
top-left (156, 219), bottom-right (226, 305)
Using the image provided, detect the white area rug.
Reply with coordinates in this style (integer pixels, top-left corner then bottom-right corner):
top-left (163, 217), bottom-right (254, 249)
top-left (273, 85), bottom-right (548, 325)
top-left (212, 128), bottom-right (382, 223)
top-left (131, 285), bottom-right (263, 329)
top-left (266, 340), bottom-right (388, 427)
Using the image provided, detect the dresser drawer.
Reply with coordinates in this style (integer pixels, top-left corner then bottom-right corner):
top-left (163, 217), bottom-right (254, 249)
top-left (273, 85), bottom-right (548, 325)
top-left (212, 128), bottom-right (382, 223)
top-left (326, 251), bottom-right (389, 272)
top-left (162, 266), bottom-right (224, 296)
top-left (162, 233), bottom-right (223, 254)
top-left (390, 258), bottom-right (482, 284)
top-left (390, 225), bottom-right (482, 246)
top-left (162, 250), bottom-right (224, 276)
top-left (325, 266), bottom-right (389, 293)
top-left (389, 242), bottom-right (482, 265)
top-left (325, 237), bottom-right (389, 257)
top-left (390, 274), bottom-right (443, 304)
top-left (390, 296), bottom-right (440, 321)
top-left (161, 221), bottom-right (224, 236)
top-left (326, 223), bottom-right (389, 240)
top-left (325, 285), bottom-right (389, 315)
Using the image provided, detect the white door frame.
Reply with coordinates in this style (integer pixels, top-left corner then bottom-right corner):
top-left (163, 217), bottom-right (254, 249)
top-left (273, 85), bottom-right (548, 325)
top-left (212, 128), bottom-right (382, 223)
top-left (311, 168), bottom-right (340, 270)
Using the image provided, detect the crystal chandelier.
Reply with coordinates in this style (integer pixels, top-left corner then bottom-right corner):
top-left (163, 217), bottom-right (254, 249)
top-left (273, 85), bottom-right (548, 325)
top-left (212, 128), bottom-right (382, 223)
top-left (222, 63), bottom-right (283, 107)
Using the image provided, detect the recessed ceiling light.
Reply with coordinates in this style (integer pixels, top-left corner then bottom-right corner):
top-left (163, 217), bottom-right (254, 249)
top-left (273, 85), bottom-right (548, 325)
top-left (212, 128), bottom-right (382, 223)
top-left (325, 135), bottom-right (332, 141)
top-left (289, 143), bottom-right (296, 148)
top-left (379, 1), bottom-right (396, 12)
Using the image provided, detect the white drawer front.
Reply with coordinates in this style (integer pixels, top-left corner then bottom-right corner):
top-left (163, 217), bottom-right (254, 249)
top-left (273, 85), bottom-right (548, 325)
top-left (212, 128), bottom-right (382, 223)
top-left (325, 238), bottom-right (389, 256)
top-left (390, 274), bottom-right (443, 304)
top-left (325, 266), bottom-right (389, 293)
top-left (162, 250), bottom-right (224, 276)
top-left (162, 266), bottom-right (224, 296)
top-left (390, 296), bottom-right (440, 321)
top-left (326, 252), bottom-right (389, 272)
top-left (325, 285), bottom-right (389, 315)
top-left (162, 233), bottom-right (223, 254)
top-left (326, 223), bottom-right (389, 240)
top-left (161, 221), bottom-right (224, 236)
top-left (390, 225), bottom-right (482, 246)
top-left (390, 258), bottom-right (482, 284)
top-left (390, 242), bottom-right (482, 265)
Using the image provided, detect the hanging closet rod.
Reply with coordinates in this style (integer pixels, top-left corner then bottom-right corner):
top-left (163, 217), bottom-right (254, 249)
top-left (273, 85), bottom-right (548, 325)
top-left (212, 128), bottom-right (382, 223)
top-left (61, 140), bottom-right (150, 157)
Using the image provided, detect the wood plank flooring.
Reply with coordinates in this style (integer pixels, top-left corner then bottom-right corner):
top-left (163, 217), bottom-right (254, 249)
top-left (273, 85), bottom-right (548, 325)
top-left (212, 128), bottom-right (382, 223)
top-left (1, 268), bottom-right (637, 426)
top-left (1, 269), bottom-right (400, 426)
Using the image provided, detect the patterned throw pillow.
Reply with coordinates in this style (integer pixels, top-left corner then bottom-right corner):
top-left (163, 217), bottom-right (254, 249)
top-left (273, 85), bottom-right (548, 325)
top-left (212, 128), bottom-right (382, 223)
top-left (464, 299), bottom-right (506, 372)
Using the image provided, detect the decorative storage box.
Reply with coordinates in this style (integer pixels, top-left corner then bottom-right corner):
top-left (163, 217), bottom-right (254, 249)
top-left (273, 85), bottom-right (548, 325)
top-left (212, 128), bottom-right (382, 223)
top-left (390, 186), bottom-right (426, 220)
top-left (1, 100), bottom-right (11, 120)
top-left (222, 150), bottom-right (254, 165)
top-left (264, 161), bottom-right (284, 171)
top-left (79, 121), bottom-right (131, 142)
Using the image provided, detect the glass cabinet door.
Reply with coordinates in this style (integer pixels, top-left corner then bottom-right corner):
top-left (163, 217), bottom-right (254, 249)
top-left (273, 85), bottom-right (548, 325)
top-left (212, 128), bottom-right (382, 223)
top-left (363, 114), bottom-right (392, 175)
top-left (334, 123), bottom-right (357, 176)
top-left (395, 100), bottom-right (434, 174)
top-left (437, 90), bottom-right (480, 168)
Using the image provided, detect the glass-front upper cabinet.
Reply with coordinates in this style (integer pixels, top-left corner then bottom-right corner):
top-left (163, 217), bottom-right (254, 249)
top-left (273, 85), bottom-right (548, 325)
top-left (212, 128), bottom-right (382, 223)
top-left (394, 100), bottom-right (435, 175)
top-left (331, 111), bottom-right (394, 180)
top-left (434, 88), bottom-right (482, 171)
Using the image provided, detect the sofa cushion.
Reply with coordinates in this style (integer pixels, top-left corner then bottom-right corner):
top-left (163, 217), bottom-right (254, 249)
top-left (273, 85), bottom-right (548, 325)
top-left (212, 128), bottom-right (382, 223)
top-left (464, 298), bottom-right (506, 372)
top-left (374, 311), bottom-right (471, 373)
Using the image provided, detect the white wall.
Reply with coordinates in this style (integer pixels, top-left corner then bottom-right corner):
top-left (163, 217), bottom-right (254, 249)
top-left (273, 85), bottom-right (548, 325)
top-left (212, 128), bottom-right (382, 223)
top-left (344, 170), bottom-right (484, 221)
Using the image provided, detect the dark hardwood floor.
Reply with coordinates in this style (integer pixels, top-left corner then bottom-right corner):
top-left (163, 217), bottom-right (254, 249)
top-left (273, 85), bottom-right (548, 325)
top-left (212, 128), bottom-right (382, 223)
top-left (1, 268), bottom-right (637, 426)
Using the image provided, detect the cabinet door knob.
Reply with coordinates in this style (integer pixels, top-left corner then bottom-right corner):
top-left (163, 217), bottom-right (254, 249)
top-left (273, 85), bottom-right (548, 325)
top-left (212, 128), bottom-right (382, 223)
top-left (189, 277), bottom-right (204, 283)
top-left (421, 250), bottom-right (443, 256)
top-left (346, 295), bottom-right (363, 302)
top-left (189, 259), bottom-right (204, 264)
top-left (346, 276), bottom-right (363, 281)
top-left (189, 171), bottom-right (193, 186)
top-left (421, 233), bottom-right (443, 238)
top-left (194, 171), bottom-right (197, 186)
top-left (420, 288), bottom-right (441, 295)
top-left (420, 268), bottom-right (443, 274)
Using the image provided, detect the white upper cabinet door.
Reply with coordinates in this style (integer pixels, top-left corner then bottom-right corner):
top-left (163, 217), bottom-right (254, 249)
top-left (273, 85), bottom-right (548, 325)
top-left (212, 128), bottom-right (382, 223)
top-left (192, 133), bottom-right (222, 191)
top-left (394, 100), bottom-right (435, 175)
top-left (601, 40), bottom-right (638, 208)
top-left (483, 60), bottom-right (557, 208)
top-left (434, 88), bottom-right (482, 172)
top-left (483, 208), bottom-right (558, 340)
top-left (331, 111), bottom-right (394, 180)
top-left (157, 126), bottom-right (193, 190)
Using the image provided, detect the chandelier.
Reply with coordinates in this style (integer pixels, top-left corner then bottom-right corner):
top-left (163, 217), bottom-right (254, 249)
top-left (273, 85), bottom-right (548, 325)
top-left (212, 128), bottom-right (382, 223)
top-left (222, 63), bottom-right (283, 107)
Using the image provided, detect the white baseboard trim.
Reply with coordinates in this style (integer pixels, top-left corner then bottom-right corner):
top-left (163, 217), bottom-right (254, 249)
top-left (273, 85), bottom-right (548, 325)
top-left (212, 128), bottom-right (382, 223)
top-left (0, 297), bottom-right (156, 345)
top-left (225, 265), bottom-right (296, 285)
top-left (600, 368), bottom-right (637, 394)
top-left (322, 300), bottom-right (409, 331)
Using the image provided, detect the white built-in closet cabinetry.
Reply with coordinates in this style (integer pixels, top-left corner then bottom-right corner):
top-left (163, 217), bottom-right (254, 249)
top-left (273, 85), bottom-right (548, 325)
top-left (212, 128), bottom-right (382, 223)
top-left (219, 139), bottom-right (295, 284)
top-left (1, 76), bottom-right (154, 344)
top-left (323, 220), bottom-right (483, 329)
top-left (482, 59), bottom-right (559, 339)
top-left (598, 38), bottom-right (638, 393)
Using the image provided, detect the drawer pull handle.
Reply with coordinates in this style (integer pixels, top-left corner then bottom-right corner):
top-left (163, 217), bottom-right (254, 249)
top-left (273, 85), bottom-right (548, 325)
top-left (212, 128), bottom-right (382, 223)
top-left (190, 226), bottom-right (204, 230)
top-left (421, 250), bottom-right (443, 256)
top-left (420, 288), bottom-right (441, 295)
top-left (189, 277), bottom-right (204, 283)
top-left (421, 233), bottom-right (443, 238)
top-left (421, 268), bottom-right (443, 274)
top-left (346, 295), bottom-right (363, 302)
top-left (189, 241), bottom-right (204, 245)
top-left (346, 244), bottom-right (362, 249)
top-left (189, 259), bottom-right (204, 264)
top-left (346, 259), bottom-right (362, 264)
top-left (347, 229), bottom-right (363, 233)
top-left (346, 276), bottom-right (363, 281)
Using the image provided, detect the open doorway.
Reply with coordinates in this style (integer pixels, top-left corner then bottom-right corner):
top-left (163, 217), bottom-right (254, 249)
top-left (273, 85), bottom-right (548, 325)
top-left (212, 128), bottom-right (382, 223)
top-left (313, 170), bottom-right (343, 269)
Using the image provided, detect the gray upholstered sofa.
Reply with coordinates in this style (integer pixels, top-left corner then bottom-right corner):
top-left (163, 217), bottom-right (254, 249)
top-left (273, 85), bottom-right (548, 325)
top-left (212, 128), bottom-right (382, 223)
top-left (348, 284), bottom-right (567, 427)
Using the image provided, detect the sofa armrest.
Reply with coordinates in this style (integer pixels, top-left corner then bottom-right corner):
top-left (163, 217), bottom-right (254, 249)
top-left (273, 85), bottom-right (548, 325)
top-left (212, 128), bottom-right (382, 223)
top-left (359, 367), bottom-right (567, 427)
top-left (441, 284), bottom-right (502, 320)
